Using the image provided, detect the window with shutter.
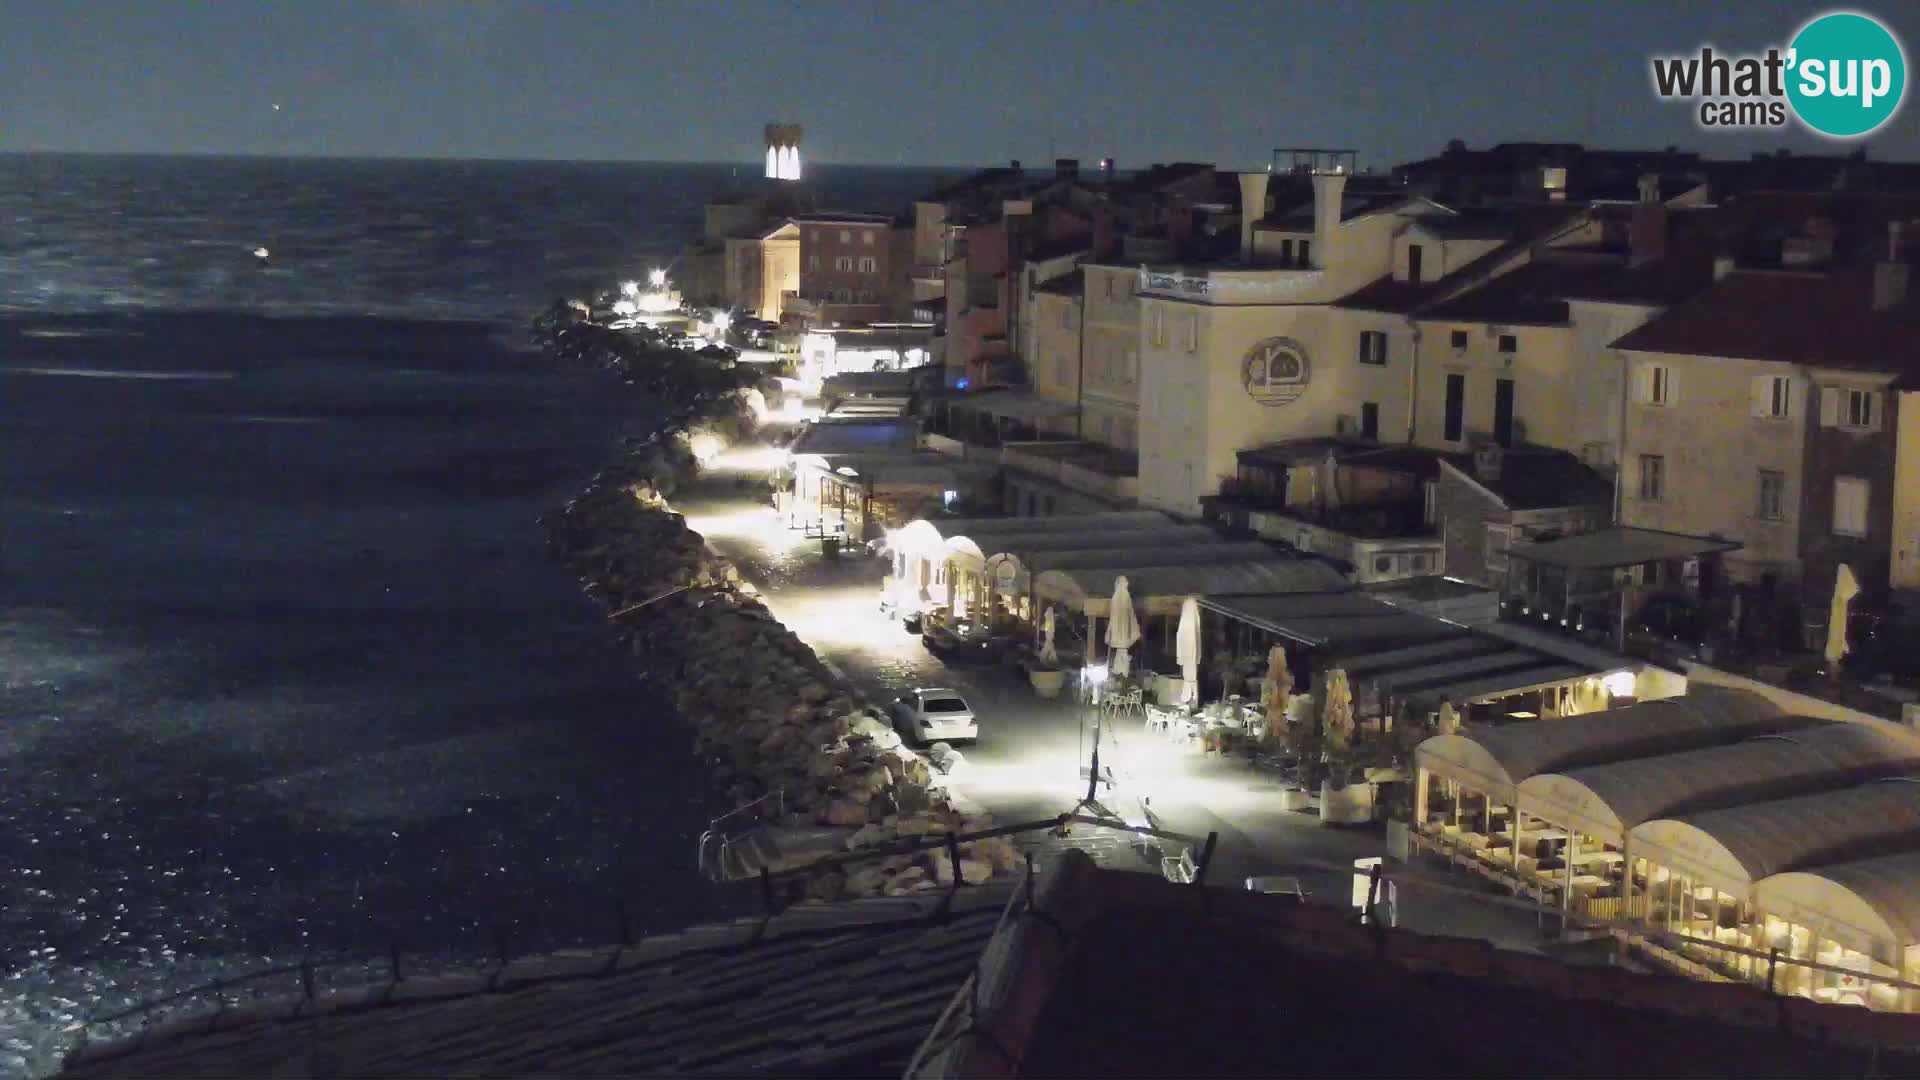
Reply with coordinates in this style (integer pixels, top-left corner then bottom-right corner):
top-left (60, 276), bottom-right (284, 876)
top-left (1485, 524), bottom-right (1512, 571)
top-left (1757, 470), bottom-right (1785, 520)
top-left (1752, 375), bottom-right (1791, 419)
top-left (1834, 476), bottom-right (1869, 536)
top-left (1845, 389), bottom-right (1878, 430)
top-left (1638, 454), bottom-right (1664, 501)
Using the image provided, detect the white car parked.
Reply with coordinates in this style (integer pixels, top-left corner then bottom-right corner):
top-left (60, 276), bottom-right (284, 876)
top-left (889, 688), bottom-right (978, 746)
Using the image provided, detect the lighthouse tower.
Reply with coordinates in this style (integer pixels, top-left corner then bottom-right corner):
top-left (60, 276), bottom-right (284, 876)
top-left (764, 123), bottom-right (803, 181)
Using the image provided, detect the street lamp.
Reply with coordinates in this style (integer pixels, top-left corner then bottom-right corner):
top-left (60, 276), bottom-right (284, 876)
top-left (1079, 662), bottom-right (1112, 806)
top-left (648, 268), bottom-right (668, 289)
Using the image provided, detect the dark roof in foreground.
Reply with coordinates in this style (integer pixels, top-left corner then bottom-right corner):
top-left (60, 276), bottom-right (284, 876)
top-left (915, 849), bottom-right (1920, 1079)
top-left (1442, 447), bottom-right (1615, 510)
top-left (62, 887), bottom-right (1014, 1079)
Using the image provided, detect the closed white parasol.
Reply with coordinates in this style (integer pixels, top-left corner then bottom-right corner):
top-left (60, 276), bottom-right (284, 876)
top-left (1175, 596), bottom-right (1201, 705)
top-left (1040, 606), bottom-right (1058, 666)
top-left (1826, 563), bottom-right (1860, 666)
top-left (1106, 575), bottom-right (1141, 677)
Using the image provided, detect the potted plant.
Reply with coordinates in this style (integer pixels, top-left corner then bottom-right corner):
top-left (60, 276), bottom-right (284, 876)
top-left (1317, 669), bottom-right (1374, 826)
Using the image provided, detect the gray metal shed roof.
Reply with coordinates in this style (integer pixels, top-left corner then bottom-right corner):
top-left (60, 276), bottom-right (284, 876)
top-left (1034, 559), bottom-right (1347, 616)
top-left (954, 525), bottom-right (1218, 561)
top-left (1026, 541), bottom-right (1275, 574)
top-left (908, 510), bottom-right (1169, 541)
top-left (1198, 591), bottom-right (1465, 650)
top-left (1519, 723), bottom-right (1920, 845)
top-left (1416, 687), bottom-right (1811, 804)
top-left (1633, 776), bottom-right (1920, 897)
top-left (1506, 527), bottom-right (1742, 570)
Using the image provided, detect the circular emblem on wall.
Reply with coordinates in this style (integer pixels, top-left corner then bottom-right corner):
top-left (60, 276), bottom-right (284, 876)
top-left (1242, 336), bottom-right (1310, 407)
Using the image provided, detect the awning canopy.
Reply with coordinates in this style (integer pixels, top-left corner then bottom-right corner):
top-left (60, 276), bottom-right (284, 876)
top-left (1632, 776), bottom-right (1920, 898)
top-left (1026, 542), bottom-right (1276, 576)
top-left (1754, 851), bottom-right (1920, 960)
top-left (794, 451), bottom-right (992, 492)
top-left (892, 510), bottom-right (1167, 549)
top-left (1324, 630), bottom-right (1632, 713)
top-left (1518, 723), bottom-right (1920, 848)
top-left (949, 525), bottom-right (1218, 576)
top-left (984, 541), bottom-right (1279, 600)
top-left (1416, 686), bottom-right (1809, 805)
top-left (949, 391), bottom-right (1080, 424)
top-left (787, 419), bottom-right (919, 457)
top-left (1506, 527), bottom-right (1742, 571)
top-left (1199, 591), bottom-right (1464, 651)
top-left (1034, 559), bottom-right (1347, 618)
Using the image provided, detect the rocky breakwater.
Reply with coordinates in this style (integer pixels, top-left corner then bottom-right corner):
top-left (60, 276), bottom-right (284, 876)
top-left (543, 457), bottom-right (1021, 901)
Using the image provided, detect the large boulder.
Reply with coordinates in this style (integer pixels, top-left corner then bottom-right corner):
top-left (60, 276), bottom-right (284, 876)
top-left (822, 798), bottom-right (869, 827)
top-left (882, 865), bottom-right (930, 896)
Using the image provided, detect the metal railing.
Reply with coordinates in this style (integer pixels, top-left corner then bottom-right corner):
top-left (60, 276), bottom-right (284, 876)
top-left (695, 788), bottom-right (786, 882)
top-left (65, 811), bottom-right (1207, 1071)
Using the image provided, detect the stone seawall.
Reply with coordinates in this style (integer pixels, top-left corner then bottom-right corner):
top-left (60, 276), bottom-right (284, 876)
top-left (542, 454), bottom-right (1019, 900)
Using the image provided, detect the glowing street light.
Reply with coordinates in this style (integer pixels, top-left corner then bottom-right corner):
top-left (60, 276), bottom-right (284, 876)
top-left (710, 309), bottom-right (732, 336)
top-left (648, 268), bottom-right (668, 289)
top-left (621, 280), bottom-right (640, 298)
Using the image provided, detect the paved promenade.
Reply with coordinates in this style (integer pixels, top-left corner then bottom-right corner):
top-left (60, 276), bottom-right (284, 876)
top-left (677, 445), bottom-right (1553, 950)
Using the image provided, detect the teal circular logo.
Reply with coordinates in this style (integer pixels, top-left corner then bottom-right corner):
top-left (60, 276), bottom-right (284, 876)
top-left (1787, 12), bottom-right (1907, 137)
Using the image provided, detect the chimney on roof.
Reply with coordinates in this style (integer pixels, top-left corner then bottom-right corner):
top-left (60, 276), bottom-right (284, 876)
top-left (1238, 172), bottom-right (1271, 262)
top-left (1874, 222), bottom-right (1910, 311)
top-left (1010, 159), bottom-right (1022, 170)
top-left (1310, 169), bottom-right (1348, 271)
top-left (1473, 443), bottom-right (1504, 484)
top-left (1055, 158), bottom-right (1079, 180)
top-left (1101, 157), bottom-right (1115, 182)
top-left (1782, 218), bottom-right (1836, 267)
top-left (1629, 174), bottom-right (1668, 268)
top-left (1713, 254), bottom-right (1736, 282)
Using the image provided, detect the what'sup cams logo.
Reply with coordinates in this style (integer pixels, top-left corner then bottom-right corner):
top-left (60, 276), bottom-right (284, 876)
top-left (1651, 10), bottom-right (1907, 137)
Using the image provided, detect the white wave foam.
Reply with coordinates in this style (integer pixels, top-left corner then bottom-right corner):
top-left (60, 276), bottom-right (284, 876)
top-left (6, 367), bottom-right (237, 381)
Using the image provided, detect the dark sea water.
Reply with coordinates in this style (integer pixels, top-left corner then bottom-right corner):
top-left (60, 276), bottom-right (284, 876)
top-left (0, 155), bottom-right (946, 1077)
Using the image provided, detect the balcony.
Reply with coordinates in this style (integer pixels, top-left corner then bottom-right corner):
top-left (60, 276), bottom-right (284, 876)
top-left (912, 262), bottom-right (946, 286)
top-left (1001, 440), bottom-right (1139, 504)
top-left (1136, 264), bottom-right (1327, 306)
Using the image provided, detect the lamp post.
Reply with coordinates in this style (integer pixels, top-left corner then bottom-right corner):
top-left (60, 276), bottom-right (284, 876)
top-left (1082, 663), bottom-right (1110, 804)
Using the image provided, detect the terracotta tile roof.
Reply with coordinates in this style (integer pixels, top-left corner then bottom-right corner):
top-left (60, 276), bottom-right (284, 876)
top-left (1610, 265), bottom-right (1920, 376)
top-left (1419, 251), bottom-right (1720, 324)
top-left (1033, 268), bottom-right (1084, 296)
top-left (1335, 205), bottom-right (1591, 315)
top-left (793, 212), bottom-right (893, 225)
top-left (62, 888), bottom-right (1016, 1079)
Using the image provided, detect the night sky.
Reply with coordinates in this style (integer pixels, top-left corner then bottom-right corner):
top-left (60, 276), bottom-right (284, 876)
top-left (2, 0), bottom-right (1914, 168)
